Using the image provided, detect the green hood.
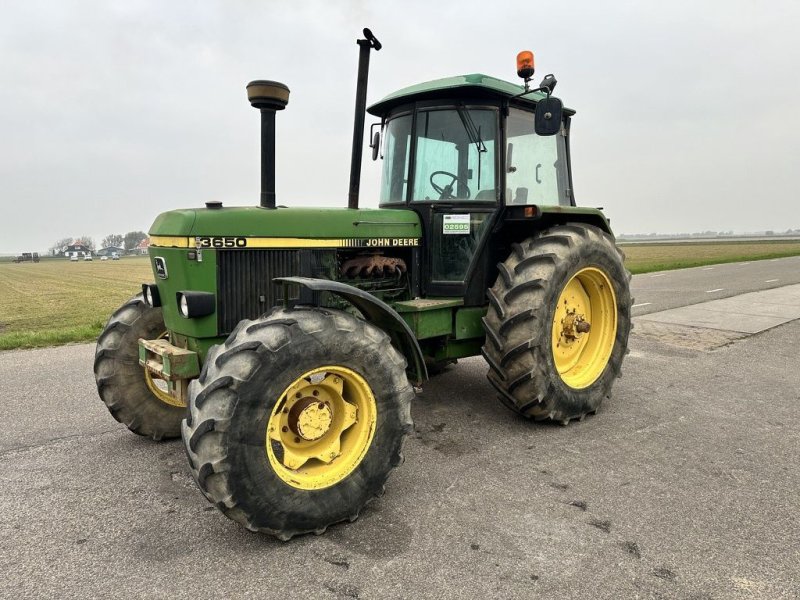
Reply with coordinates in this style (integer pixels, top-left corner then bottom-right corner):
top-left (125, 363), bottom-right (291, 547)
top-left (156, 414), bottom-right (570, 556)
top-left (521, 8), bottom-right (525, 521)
top-left (149, 206), bottom-right (421, 241)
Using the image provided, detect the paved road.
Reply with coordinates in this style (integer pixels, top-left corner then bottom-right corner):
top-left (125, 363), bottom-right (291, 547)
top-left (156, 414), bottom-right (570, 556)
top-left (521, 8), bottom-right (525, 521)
top-left (1, 264), bottom-right (799, 599)
top-left (631, 255), bottom-right (800, 316)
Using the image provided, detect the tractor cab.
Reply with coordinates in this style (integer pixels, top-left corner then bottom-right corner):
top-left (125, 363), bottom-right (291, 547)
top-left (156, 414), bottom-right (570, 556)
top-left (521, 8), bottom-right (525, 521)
top-left (368, 74), bottom-right (574, 299)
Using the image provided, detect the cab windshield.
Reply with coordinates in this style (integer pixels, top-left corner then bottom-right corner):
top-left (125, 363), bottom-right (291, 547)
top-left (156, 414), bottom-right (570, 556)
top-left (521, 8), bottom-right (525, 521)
top-left (380, 108), bottom-right (498, 204)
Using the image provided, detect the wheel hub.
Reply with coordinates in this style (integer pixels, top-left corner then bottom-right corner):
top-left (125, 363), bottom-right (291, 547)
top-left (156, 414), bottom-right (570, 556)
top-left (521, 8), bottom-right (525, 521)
top-left (289, 397), bottom-right (333, 441)
top-left (266, 367), bottom-right (377, 490)
top-left (560, 310), bottom-right (591, 342)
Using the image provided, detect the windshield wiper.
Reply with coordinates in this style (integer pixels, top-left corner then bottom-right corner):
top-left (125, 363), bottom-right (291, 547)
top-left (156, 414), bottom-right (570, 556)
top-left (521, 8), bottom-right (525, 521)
top-left (457, 108), bottom-right (487, 192)
top-left (458, 108), bottom-right (486, 154)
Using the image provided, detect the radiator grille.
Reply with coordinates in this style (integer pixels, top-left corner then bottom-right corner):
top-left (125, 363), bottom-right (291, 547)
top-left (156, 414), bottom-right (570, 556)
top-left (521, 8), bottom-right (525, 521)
top-left (216, 250), bottom-right (301, 334)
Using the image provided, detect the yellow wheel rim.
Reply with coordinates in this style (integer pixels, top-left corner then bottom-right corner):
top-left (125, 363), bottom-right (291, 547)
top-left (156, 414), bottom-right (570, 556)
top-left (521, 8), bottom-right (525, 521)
top-left (551, 267), bottom-right (617, 389)
top-left (266, 366), bottom-right (377, 490)
top-left (143, 332), bottom-right (186, 408)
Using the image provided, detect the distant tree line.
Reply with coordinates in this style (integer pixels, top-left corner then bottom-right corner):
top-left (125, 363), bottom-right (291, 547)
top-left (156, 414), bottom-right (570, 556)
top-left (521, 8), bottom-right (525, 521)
top-left (49, 231), bottom-right (147, 255)
top-left (102, 233), bottom-right (124, 248)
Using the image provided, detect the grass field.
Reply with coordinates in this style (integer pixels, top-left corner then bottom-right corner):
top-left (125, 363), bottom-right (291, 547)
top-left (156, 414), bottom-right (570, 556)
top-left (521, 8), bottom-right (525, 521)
top-left (0, 257), bottom-right (152, 350)
top-left (620, 239), bottom-right (800, 274)
top-left (1, 240), bottom-right (800, 350)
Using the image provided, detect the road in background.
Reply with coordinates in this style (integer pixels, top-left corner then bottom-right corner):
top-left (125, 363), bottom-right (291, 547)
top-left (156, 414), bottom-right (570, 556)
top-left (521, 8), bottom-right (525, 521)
top-left (630, 255), bottom-right (800, 315)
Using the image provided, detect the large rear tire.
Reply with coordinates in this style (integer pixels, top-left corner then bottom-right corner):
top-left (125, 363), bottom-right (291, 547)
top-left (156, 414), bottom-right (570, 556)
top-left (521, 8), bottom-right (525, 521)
top-left (182, 307), bottom-right (414, 540)
top-left (94, 295), bottom-right (185, 440)
top-left (481, 224), bottom-right (631, 423)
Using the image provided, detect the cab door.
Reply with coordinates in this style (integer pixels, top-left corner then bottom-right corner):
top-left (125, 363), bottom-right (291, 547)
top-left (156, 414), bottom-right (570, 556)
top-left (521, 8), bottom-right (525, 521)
top-left (422, 207), bottom-right (495, 298)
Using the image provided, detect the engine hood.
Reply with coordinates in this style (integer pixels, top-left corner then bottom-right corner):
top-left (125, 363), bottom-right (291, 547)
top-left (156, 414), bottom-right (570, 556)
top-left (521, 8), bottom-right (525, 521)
top-left (149, 206), bottom-right (421, 248)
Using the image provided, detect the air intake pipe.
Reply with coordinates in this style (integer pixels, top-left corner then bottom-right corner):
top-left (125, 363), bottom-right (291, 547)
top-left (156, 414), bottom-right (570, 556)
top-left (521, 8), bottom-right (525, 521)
top-left (247, 80), bottom-right (290, 209)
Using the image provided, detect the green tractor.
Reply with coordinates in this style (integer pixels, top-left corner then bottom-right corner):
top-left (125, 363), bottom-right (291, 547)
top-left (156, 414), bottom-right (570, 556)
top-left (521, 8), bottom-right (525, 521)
top-left (94, 29), bottom-right (631, 539)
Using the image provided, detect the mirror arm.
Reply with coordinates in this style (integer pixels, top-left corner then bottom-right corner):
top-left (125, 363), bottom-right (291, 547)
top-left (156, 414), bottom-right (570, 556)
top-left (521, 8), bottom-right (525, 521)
top-left (369, 121), bottom-right (382, 161)
top-left (369, 122), bottom-right (381, 146)
top-left (511, 86), bottom-right (551, 100)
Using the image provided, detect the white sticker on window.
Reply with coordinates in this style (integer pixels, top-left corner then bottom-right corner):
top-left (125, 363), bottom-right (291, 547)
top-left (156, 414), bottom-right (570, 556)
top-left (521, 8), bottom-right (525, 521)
top-left (443, 214), bottom-right (470, 235)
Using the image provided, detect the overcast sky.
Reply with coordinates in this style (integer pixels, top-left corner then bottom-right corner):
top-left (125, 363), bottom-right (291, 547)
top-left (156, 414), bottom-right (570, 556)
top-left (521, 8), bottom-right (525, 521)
top-left (1, 0), bottom-right (798, 253)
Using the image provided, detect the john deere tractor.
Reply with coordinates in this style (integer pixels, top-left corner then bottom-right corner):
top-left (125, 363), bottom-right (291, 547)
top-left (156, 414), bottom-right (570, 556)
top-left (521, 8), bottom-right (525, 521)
top-left (94, 29), bottom-right (631, 539)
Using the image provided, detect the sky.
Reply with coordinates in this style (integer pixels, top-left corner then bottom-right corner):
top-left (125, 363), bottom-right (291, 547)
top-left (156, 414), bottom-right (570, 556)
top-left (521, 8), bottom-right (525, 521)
top-left (1, 0), bottom-right (798, 253)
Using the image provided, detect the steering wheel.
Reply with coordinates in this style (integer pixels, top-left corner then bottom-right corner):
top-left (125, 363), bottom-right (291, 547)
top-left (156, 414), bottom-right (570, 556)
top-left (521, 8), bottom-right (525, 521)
top-left (429, 171), bottom-right (471, 200)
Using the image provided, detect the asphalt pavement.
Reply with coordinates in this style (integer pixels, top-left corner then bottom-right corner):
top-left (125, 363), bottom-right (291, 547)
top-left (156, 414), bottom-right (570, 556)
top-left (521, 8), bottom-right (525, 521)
top-left (1, 258), bottom-right (799, 599)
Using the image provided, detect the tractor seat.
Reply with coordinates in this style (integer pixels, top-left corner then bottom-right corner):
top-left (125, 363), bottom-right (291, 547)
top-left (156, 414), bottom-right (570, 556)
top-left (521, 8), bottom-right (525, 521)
top-left (510, 187), bottom-right (528, 204)
top-left (474, 189), bottom-right (511, 201)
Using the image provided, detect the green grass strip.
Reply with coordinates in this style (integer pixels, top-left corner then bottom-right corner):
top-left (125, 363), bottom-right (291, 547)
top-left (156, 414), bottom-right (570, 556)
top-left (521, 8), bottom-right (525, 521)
top-left (0, 324), bottom-right (103, 351)
top-left (625, 249), bottom-right (800, 274)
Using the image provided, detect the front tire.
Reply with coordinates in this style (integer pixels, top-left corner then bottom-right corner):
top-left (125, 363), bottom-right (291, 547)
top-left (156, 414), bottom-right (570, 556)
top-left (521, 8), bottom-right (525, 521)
top-left (481, 224), bottom-right (631, 423)
top-left (182, 307), bottom-right (414, 540)
top-left (94, 294), bottom-right (185, 440)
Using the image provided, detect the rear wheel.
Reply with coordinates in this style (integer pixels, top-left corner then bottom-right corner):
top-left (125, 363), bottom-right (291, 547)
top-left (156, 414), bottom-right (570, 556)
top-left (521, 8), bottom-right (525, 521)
top-left (481, 224), bottom-right (631, 423)
top-left (182, 307), bottom-right (414, 540)
top-left (94, 295), bottom-right (185, 440)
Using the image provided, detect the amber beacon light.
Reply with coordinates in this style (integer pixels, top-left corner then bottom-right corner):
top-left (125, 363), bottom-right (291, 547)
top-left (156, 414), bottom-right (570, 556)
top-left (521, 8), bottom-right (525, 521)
top-left (516, 50), bottom-right (535, 79)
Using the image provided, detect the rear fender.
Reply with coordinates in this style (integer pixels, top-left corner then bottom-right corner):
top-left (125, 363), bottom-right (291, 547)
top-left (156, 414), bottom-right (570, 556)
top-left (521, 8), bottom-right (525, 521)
top-left (495, 205), bottom-right (614, 253)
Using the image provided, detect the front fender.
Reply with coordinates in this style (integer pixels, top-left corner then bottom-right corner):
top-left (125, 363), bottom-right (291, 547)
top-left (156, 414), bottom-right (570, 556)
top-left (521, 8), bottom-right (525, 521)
top-left (275, 277), bottom-right (428, 385)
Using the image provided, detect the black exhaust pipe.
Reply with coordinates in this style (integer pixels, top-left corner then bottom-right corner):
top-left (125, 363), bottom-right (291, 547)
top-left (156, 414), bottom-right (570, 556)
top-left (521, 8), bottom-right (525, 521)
top-left (247, 80), bottom-right (290, 209)
top-left (348, 28), bottom-right (381, 210)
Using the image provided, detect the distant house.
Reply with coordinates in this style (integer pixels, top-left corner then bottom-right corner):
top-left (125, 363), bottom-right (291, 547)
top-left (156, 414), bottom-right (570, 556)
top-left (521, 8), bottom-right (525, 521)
top-left (64, 242), bottom-right (92, 258)
top-left (133, 238), bottom-right (150, 255)
top-left (97, 246), bottom-right (125, 257)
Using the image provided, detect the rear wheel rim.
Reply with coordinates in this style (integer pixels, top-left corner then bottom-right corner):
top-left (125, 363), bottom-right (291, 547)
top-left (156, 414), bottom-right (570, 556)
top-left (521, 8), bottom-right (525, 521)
top-left (266, 366), bottom-right (377, 490)
top-left (551, 267), bottom-right (617, 389)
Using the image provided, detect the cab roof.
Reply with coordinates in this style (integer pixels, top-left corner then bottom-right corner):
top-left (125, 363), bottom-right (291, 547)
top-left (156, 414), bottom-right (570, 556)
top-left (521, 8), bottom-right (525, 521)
top-left (367, 73), bottom-right (554, 116)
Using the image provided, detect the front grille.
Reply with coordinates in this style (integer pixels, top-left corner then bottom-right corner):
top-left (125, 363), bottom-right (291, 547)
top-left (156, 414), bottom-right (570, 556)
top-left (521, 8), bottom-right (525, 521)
top-left (216, 249), bottom-right (301, 334)
top-left (216, 249), bottom-right (338, 334)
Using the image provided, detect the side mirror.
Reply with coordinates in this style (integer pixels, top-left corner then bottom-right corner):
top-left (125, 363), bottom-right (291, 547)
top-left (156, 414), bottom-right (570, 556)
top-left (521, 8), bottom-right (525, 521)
top-left (534, 96), bottom-right (563, 136)
top-left (370, 131), bottom-right (381, 160)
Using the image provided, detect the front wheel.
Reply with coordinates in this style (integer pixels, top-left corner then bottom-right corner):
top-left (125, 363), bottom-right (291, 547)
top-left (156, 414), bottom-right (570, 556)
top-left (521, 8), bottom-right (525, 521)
top-left (482, 224), bottom-right (631, 423)
top-left (182, 307), bottom-right (414, 540)
top-left (94, 294), bottom-right (185, 440)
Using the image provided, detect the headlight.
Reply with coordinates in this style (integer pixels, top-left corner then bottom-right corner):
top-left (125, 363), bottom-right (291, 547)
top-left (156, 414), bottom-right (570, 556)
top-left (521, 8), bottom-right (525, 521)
top-left (179, 294), bottom-right (189, 317)
top-left (141, 284), bottom-right (161, 308)
top-left (176, 291), bottom-right (215, 319)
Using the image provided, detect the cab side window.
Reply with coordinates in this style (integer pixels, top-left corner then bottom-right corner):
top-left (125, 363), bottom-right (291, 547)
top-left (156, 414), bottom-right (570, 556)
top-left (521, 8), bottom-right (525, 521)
top-left (506, 108), bottom-right (569, 205)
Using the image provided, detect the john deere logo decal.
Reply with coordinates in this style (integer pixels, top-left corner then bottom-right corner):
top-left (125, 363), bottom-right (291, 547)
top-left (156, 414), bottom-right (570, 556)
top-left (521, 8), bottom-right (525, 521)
top-left (154, 257), bottom-right (168, 279)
